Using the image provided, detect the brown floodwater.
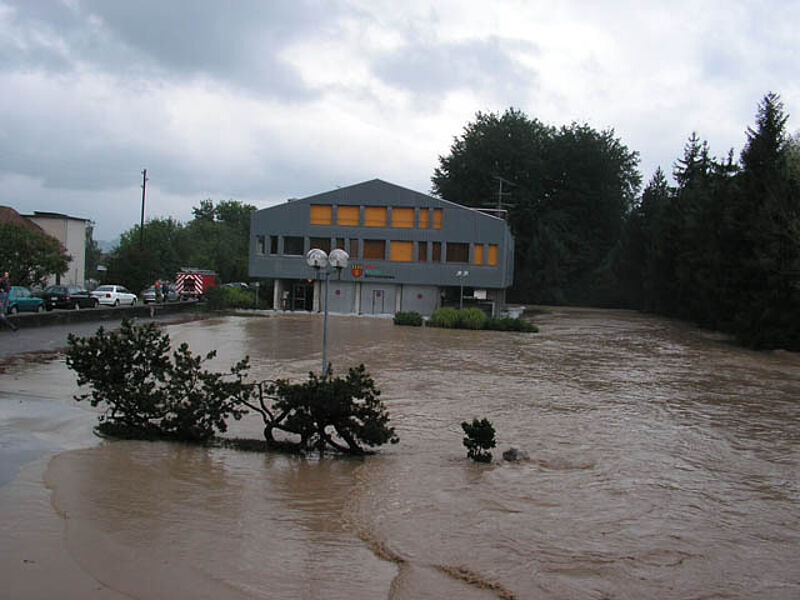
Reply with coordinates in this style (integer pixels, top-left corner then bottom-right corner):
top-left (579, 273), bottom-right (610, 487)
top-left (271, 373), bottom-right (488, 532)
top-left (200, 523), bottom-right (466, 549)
top-left (42, 309), bottom-right (800, 599)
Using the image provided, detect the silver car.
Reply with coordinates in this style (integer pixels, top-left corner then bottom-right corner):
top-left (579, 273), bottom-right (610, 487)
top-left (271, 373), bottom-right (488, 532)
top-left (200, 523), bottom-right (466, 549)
top-left (90, 285), bottom-right (138, 307)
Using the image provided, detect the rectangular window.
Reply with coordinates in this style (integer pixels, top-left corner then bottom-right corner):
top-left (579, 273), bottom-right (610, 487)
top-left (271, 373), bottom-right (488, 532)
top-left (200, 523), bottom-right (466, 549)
top-left (349, 239), bottom-right (359, 258)
top-left (417, 241), bottom-right (427, 262)
top-left (390, 241), bottom-right (413, 262)
top-left (310, 204), bottom-right (333, 225)
top-left (270, 235), bottom-right (278, 254)
top-left (310, 237), bottom-right (331, 253)
top-left (418, 208), bottom-right (430, 229)
top-left (337, 205), bottom-right (360, 226)
top-left (432, 241), bottom-right (441, 262)
top-left (363, 239), bottom-right (386, 259)
top-left (432, 208), bottom-right (443, 229)
top-left (487, 244), bottom-right (498, 266)
top-left (283, 236), bottom-right (304, 256)
top-left (473, 244), bottom-right (484, 265)
top-left (335, 238), bottom-right (346, 250)
top-left (446, 242), bottom-right (469, 263)
top-left (391, 207), bottom-right (414, 228)
top-left (256, 235), bottom-right (266, 255)
top-left (364, 206), bottom-right (387, 227)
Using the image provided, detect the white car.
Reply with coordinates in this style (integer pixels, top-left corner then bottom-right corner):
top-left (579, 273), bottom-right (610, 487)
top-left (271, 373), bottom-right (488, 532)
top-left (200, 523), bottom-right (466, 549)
top-left (91, 285), bottom-right (138, 307)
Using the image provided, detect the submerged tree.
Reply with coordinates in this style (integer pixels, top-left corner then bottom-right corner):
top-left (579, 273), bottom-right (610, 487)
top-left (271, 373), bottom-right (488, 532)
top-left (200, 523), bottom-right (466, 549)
top-left (66, 319), bottom-right (250, 441)
top-left (241, 365), bottom-right (399, 456)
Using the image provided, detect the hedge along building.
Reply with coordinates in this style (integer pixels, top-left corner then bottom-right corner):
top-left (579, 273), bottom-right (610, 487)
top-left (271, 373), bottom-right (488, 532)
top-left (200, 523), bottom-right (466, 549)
top-left (249, 179), bottom-right (514, 316)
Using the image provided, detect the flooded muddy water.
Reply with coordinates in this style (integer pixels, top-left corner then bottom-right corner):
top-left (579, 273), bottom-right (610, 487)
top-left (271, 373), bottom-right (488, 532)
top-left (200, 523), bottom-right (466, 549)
top-left (33, 310), bottom-right (800, 597)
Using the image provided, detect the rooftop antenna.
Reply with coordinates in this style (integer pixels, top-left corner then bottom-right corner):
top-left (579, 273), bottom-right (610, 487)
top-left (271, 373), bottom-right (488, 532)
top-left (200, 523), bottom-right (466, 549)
top-left (494, 175), bottom-right (515, 212)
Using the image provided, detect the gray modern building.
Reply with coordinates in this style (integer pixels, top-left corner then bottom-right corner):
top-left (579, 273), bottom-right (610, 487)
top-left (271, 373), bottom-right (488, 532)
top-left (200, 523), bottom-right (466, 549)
top-left (249, 179), bottom-right (514, 316)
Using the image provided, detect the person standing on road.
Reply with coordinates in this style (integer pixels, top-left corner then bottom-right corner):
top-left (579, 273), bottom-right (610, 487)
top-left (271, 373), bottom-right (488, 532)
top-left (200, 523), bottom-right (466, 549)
top-left (0, 271), bottom-right (18, 331)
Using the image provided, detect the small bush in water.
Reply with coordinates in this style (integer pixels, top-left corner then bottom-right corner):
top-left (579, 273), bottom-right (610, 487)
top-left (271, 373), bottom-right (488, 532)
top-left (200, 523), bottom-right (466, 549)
top-left (461, 417), bottom-right (496, 463)
top-left (394, 311), bottom-right (423, 326)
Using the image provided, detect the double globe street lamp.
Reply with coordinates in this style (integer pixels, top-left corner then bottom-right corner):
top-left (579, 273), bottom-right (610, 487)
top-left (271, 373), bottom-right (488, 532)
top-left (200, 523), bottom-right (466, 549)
top-left (306, 248), bottom-right (349, 376)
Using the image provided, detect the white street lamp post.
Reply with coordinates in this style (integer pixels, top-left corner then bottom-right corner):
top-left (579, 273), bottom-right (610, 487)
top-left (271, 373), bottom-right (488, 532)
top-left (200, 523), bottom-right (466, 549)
top-left (455, 270), bottom-right (469, 309)
top-left (306, 248), bottom-right (349, 376)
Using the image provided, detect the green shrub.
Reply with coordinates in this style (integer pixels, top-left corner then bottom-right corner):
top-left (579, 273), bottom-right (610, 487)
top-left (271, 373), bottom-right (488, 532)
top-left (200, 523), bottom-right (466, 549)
top-left (457, 307), bottom-right (487, 330)
top-left (428, 307), bottom-right (460, 328)
top-left (205, 286), bottom-right (256, 310)
top-left (394, 311), bottom-right (423, 326)
top-left (461, 417), bottom-right (496, 463)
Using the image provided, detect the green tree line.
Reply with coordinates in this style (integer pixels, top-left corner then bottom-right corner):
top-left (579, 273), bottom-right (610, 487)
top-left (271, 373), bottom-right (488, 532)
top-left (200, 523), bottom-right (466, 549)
top-left (433, 93), bottom-right (799, 350)
top-left (104, 199), bottom-right (255, 293)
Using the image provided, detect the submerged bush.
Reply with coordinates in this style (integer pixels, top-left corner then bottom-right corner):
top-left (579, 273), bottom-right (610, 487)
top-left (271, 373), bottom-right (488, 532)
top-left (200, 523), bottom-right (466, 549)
top-left (457, 307), bottom-right (487, 330)
top-left (428, 307), bottom-right (460, 328)
top-left (484, 316), bottom-right (539, 332)
top-left (428, 307), bottom-right (537, 332)
top-left (394, 311), bottom-right (423, 326)
top-left (461, 417), bottom-right (496, 463)
top-left (242, 364), bottom-right (399, 456)
top-left (66, 319), bottom-right (250, 441)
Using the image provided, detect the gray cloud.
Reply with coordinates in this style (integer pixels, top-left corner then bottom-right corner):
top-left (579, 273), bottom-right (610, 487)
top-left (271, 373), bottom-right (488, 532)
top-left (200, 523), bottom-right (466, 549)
top-left (373, 35), bottom-right (538, 104)
top-left (1, 0), bottom-right (344, 99)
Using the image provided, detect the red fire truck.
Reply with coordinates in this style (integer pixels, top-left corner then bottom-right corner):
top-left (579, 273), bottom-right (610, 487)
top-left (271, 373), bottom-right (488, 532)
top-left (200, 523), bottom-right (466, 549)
top-left (175, 268), bottom-right (218, 300)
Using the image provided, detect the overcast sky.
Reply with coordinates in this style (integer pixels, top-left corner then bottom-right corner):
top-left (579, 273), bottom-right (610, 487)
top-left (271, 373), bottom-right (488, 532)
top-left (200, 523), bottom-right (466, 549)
top-left (2, 0), bottom-right (798, 241)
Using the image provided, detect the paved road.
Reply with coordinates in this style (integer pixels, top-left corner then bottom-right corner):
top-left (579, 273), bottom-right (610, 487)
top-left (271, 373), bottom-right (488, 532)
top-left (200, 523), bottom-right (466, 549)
top-left (0, 310), bottom-right (206, 359)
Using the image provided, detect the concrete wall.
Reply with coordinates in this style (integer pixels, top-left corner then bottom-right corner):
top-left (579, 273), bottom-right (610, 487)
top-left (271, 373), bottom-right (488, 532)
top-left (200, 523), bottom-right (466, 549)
top-left (399, 284), bottom-right (439, 315)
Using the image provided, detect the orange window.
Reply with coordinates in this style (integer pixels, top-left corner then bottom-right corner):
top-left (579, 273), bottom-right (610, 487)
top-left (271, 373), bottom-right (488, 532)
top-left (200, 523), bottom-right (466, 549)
top-left (391, 207), bottom-right (414, 228)
top-left (337, 205), bottom-right (360, 226)
top-left (487, 244), bottom-right (498, 266)
top-left (310, 204), bottom-right (332, 225)
top-left (473, 244), bottom-right (484, 265)
top-left (418, 208), bottom-right (429, 229)
top-left (389, 241), bottom-right (413, 262)
top-left (364, 206), bottom-right (387, 227)
top-left (432, 241), bottom-right (441, 262)
top-left (432, 208), bottom-right (443, 229)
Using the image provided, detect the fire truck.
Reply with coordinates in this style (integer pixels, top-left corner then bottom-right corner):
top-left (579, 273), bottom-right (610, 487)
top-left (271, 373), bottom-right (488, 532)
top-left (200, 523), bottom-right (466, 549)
top-left (175, 268), bottom-right (218, 300)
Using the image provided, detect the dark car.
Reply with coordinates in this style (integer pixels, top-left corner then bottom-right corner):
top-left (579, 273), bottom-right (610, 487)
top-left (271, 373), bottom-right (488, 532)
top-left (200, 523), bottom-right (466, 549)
top-left (40, 285), bottom-right (99, 310)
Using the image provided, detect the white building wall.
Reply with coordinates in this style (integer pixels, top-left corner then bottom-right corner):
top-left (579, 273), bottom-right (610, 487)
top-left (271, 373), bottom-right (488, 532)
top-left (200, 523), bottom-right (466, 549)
top-left (27, 214), bottom-right (88, 286)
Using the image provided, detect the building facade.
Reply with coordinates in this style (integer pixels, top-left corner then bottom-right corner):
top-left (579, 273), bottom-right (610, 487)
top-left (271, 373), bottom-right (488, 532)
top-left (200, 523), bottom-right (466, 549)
top-left (249, 179), bottom-right (514, 316)
top-left (25, 211), bottom-right (89, 286)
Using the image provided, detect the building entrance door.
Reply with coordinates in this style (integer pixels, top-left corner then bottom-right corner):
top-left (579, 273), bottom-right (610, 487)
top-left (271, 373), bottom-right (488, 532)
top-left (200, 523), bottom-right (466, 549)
top-left (371, 289), bottom-right (385, 314)
top-left (292, 283), bottom-right (313, 311)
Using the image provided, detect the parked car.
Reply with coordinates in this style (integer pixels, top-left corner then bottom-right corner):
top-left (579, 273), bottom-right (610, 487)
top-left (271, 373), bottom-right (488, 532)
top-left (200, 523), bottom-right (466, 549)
top-left (6, 286), bottom-right (46, 314)
top-left (90, 285), bottom-right (137, 306)
top-left (221, 282), bottom-right (250, 290)
top-left (39, 285), bottom-right (99, 310)
top-left (141, 283), bottom-right (179, 303)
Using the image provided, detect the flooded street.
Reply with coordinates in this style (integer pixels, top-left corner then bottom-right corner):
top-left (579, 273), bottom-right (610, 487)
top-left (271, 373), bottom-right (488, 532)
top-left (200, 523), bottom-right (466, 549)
top-left (3, 308), bottom-right (800, 598)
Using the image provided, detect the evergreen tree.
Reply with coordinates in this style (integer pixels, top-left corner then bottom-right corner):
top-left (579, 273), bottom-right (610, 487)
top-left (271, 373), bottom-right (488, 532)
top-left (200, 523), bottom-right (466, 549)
top-left (734, 93), bottom-right (800, 348)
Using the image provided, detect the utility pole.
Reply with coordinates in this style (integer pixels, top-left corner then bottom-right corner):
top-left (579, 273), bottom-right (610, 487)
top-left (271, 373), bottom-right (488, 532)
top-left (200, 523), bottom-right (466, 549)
top-left (140, 168), bottom-right (148, 249)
